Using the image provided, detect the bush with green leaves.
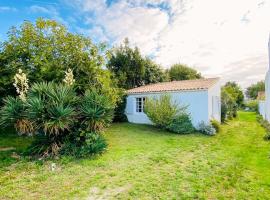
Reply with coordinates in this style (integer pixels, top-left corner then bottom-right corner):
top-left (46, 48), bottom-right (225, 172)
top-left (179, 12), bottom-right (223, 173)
top-left (256, 115), bottom-right (270, 140)
top-left (61, 130), bottom-right (107, 157)
top-left (144, 94), bottom-right (185, 128)
top-left (144, 94), bottom-right (195, 134)
top-left (245, 100), bottom-right (259, 112)
top-left (166, 113), bottom-right (195, 134)
top-left (198, 122), bottom-right (216, 136)
top-left (79, 89), bottom-right (115, 132)
top-left (0, 81), bottom-right (116, 157)
top-left (0, 96), bottom-right (34, 135)
top-left (210, 119), bottom-right (220, 133)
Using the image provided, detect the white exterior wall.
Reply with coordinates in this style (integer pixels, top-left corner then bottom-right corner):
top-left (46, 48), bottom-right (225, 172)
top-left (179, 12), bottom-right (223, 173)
top-left (265, 36), bottom-right (270, 122)
top-left (208, 80), bottom-right (221, 122)
top-left (125, 88), bottom-right (219, 128)
top-left (259, 100), bottom-right (266, 118)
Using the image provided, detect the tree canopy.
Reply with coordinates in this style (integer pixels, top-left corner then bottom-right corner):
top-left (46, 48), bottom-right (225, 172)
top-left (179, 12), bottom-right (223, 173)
top-left (107, 39), bottom-right (167, 89)
top-left (245, 81), bottom-right (265, 99)
top-left (0, 18), bottom-right (116, 100)
top-left (167, 64), bottom-right (202, 81)
top-left (223, 82), bottom-right (244, 107)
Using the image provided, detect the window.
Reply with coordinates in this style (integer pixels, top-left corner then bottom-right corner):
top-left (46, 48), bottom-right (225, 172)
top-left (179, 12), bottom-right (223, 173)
top-left (136, 97), bottom-right (146, 113)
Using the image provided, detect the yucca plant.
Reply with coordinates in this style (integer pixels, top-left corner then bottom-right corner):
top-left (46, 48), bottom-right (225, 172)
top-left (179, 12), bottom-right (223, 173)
top-left (0, 96), bottom-right (34, 135)
top-left (25, 82), bottom-right (78, 156)
top-left (79, 89), bottom-right (114, 132)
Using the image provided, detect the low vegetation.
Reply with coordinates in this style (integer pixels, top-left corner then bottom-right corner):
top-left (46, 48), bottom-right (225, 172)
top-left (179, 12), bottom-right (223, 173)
top-left (0, 112), bottom-right (270, 199)
top-left (144, 94), bottom-right (195, 134)
top-left (0, 69), bottom-right (116, 158)
top-left (256, 115), bottom-right (270, 140)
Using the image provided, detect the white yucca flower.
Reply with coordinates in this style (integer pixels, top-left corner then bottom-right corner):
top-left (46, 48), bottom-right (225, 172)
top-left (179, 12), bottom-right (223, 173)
top-left (63, 68), bottom-right (75, 86)
top-left (13, 68), bottom-right (29, 101)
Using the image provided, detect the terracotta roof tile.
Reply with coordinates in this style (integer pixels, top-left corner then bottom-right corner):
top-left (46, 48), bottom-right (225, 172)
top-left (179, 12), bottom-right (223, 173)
top-left (127, 78), bottom-right (220, 94)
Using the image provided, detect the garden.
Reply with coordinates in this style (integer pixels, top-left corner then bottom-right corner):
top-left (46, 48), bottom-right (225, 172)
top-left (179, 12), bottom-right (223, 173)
top-left (1, 19), bottom-right (270, 199)
top-left (1, 112), bottom-right (270, 199)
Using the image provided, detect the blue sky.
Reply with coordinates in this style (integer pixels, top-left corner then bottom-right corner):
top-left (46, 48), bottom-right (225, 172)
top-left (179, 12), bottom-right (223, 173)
top-left (0, 0), bottom-right (270, 88)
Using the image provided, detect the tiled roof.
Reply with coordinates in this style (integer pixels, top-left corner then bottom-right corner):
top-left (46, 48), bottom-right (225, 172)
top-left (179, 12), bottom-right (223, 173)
top-left (127, 78), bottom-right (220, 94)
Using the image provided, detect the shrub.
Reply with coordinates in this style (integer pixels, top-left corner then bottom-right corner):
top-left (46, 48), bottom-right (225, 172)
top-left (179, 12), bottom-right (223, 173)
top-left (144, 94), bottom-right (185, 128)
top-left (0, 96), bottom-right (33, 135)
top-left (221, 88), bottom-right (238, 122)
top-left (0, 69), bottom-right (117, 158)
top-left (79, 89), bottom-right (115, 132)
top-left (198, 122), bottom-right (216, 136)
top-left (210, 119), bottom-right (221, 133)
top-left (245, 100), bottom-right (259, 112)
top-left (113, 93), bottom-right (128, 122)
top-left (256, 115), bottom-right (270, 140)
top-left (24, 82), bottom-right (78, 156)
top-left (166, 113), bottom-right (195, 134)
top-left (61, 131), bottom-right (107, 157)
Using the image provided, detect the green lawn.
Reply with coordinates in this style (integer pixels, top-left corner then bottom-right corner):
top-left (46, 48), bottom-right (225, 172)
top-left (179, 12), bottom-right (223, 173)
top-left (0, 112), bottom-right (270, 199)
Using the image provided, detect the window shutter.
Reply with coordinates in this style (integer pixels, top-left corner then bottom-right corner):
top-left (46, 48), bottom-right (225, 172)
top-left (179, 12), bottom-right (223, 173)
top-left (125, 96), bottom-right (134, 114)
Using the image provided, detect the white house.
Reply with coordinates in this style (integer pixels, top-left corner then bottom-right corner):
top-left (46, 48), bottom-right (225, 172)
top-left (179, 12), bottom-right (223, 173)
top-left (125, 78), bottom-right (221, 128)
top-left (259, 36), bottom-right (270, 120)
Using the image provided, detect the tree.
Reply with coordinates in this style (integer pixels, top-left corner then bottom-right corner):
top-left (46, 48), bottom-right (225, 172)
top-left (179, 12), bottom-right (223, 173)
top-left (0, 18), bottom-right (117, 102)
top-left (107, 38), bottom-right (167, 89)
top-left (167, 64), bottom-right (202, 81)
top-left (246, 81), bottom-right (265, 99)
top-left (223, 82), bottom-right (244, 107)
top-left (221, 81), bottom-right (244, 121)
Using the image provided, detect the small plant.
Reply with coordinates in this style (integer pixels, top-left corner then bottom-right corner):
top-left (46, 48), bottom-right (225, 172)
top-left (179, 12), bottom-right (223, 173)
top-left (61, 130), bottom-right (107, 157)
top-left (210, 119), bottom-right (220, 133)
top-left (257, 115), bottom-right (270, 140)
top-left (166, 113), bottom-right (195, 134)
top-left (198, 121), bottom-right (216, 136)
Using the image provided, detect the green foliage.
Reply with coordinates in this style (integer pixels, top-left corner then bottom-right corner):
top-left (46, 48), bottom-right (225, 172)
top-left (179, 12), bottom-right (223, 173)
top-left (24, 82), bottom-right (77, 156)
top-left (0, 80), bottom-right (116, 157)
top-left (223, 82), bottom-right (244, 108)
top-left (0, 96), bottom-right (34, 134)
top-left (245, 100), bottom-right (258, 112)
top-left (144, 94), bottom-right (182, 128)
top-left (198, 122), bottom-right (216, 136)
top-left (107, 38), bottom-right (167, 89)
top-left (256, 115), bottom-right (270, 140)
top-left (61, 131), bottom-right (107, 157)
top-left (166, 113), bottom-right (195, 134)
top-left (221, 82), bottom-right (243, 122)
top-left (79, 89), bottom-right (115, 132)
top-left (0, 18), bottom-right (114, 100)
top-left (0, 96), bottom-right (24, 127)
top-left (246, 81), bottom-right (265, 99)
top-left (210, 119), bottom-right (220, 133)
top-left (167, 63), bottom-right (202, 81)
top-left (113, 92), bottom-right (128, 122)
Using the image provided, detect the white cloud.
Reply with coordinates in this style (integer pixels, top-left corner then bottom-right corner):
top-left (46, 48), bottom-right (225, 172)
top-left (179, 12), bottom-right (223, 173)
top-left (68, 0), bottom-right (270, 88)
top-left (0, 6), bottom-right (17, 12)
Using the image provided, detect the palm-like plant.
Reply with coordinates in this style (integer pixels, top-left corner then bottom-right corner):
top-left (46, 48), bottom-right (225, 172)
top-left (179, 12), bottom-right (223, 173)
top-left (25, 82), bottom-right (78, 156)
top-left (0, 96), bottom-right (33, 135)
top-left (79, 89), bottom-right (114, 132)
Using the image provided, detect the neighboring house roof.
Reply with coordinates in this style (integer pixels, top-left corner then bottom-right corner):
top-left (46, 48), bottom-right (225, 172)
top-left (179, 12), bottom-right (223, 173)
top-left (127, 78), bottom-right (220, 94)
top-left (257, 91), bottom-right (265, 100)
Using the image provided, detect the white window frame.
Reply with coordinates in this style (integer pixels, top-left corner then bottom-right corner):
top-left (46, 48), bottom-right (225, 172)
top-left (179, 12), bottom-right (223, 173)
top-left (136, 97), bottom-right (146, 113)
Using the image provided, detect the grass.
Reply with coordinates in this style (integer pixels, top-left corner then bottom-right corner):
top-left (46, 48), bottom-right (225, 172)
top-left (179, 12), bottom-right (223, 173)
top-left (0, 111), bottom-right (270, 199)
